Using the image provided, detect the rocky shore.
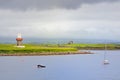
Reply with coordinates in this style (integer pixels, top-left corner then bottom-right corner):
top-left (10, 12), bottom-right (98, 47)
top-left (0, 51), bottom-right (93, 56)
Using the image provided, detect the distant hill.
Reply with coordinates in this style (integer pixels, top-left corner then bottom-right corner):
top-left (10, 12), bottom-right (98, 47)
top-left (0, 37), bottom-right (120, 44)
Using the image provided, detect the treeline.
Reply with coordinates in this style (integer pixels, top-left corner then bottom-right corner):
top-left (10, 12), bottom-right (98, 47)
top-left (65, 43), bottom-right (120, 50)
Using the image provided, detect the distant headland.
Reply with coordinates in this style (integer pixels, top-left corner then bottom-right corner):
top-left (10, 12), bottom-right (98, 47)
top-left (0, 34), bottom-right (120, 56)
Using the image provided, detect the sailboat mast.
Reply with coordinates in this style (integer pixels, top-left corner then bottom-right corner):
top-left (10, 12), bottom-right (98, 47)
top-left (103, 43), bottom-right (109, 64)
top-left (104, 44), bottom-right (107, 60)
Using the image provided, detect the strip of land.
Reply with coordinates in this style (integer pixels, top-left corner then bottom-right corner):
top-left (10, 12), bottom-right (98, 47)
top-left (0, 51), bottom-right (92, 56)
top-left (0, 43), bottom-right (119, 56)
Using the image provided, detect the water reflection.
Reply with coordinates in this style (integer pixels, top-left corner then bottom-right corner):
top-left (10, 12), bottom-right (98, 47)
top-left (0, 50), bottom-right (120, 80)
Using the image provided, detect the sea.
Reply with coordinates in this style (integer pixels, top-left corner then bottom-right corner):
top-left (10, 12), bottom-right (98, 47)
top-left (0, 50), bottom-right (120, 80)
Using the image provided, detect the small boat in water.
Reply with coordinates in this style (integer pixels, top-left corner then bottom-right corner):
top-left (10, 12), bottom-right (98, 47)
top-left (37, 64), bottom-right (46, 68)
top-left (104, 59), bottom-right (109, 64)
top-left (103, 44), bottom-right (109, 65)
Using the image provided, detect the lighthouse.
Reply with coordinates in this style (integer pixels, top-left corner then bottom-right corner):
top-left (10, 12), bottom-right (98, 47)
top-left (16, 33), bottom-right (25, 48)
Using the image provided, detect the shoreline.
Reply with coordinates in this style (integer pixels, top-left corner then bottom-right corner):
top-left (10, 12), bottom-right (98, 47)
top-left (0, 51), bottom-right (93, 56)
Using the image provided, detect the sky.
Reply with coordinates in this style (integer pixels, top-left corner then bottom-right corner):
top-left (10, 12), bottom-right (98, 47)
top-left (0, 0), bottom-right (120, 41)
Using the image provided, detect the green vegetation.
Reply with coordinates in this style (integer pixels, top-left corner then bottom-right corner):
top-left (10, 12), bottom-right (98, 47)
top-left (0, 44), bottom-right (77, 54)
top-left (63, 43), bottom-right (120, 50)
top-left (0, 43), bottom-right (119, 55)
top-left (36, 43), bottom-right (120, 50)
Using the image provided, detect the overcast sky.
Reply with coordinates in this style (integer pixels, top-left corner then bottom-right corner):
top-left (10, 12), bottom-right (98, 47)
top-left (0, 0), bottom-right (120, 40)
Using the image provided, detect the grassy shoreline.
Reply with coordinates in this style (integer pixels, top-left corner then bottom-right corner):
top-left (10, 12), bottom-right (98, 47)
top-left (0, 44), bottom-right (78, 56)
top-left (0, 43), bottom-right (119, 56)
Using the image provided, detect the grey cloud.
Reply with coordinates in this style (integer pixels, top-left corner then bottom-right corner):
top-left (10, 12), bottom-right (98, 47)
top-left (0, 0), bottom-right (119, 10)
top-left (0, 1), bottom-right (120, 40)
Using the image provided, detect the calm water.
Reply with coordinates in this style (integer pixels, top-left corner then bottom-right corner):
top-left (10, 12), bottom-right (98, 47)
top-left (0, 50), bottom-right (120, 80)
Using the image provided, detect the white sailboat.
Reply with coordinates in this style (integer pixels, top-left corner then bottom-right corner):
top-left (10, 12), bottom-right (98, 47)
top-left (103, 44), bottom-right (109, 65)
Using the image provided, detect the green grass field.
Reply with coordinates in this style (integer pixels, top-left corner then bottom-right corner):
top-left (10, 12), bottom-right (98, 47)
top-left (64, 43), bottom-right (119, 50)
top-left (0, 43), bottom-right (119, 55)
top-left (0, 44), bottom-right (77, 54)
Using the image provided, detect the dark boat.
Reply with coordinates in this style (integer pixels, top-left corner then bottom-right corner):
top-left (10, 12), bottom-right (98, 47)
top-left (37, 65), bottom-right (46, 68)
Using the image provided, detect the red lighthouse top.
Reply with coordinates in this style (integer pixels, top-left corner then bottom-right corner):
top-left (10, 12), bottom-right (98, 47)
top-left (16, 38), bottom-right (23, 41)
top-left (16, 33), bottom-right (23, 41)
